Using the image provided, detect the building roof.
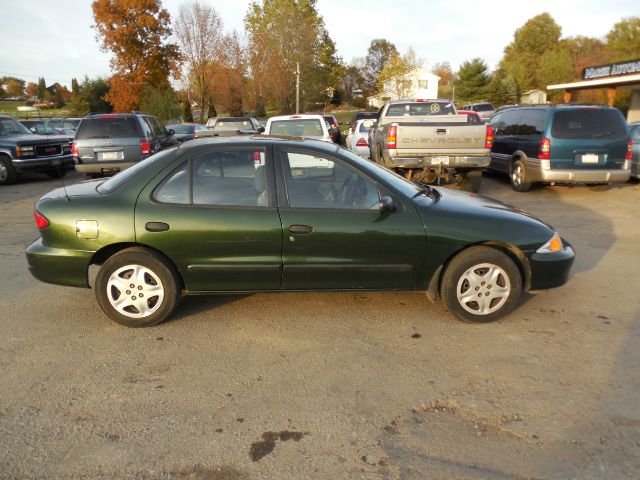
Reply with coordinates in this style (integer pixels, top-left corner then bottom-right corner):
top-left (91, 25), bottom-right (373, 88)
top-left (547, 73), bottom-right (640, 91)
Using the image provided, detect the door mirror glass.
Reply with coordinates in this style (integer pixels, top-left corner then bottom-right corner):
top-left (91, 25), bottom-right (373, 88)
top-left (167, 128), bottom-right (175, 135)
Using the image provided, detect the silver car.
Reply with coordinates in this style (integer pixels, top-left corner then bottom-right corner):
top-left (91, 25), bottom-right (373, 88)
top-left (461, 102), bottom-right (496, 121)
top-left (345, 118), bottom-right (376, 158)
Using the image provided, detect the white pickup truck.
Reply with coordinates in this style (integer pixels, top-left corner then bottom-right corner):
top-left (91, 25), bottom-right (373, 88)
top-left (369, 99), bottom-right (493, 192)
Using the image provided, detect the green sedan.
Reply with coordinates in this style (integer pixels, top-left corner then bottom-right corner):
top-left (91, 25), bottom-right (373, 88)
top-left (26, 136), bottom-right (574, 327)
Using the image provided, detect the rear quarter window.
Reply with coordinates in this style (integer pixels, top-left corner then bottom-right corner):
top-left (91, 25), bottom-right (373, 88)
top-left (77, 117), bottom-right (140, 139)
top-left (551, 109), bottom-right (627, 140)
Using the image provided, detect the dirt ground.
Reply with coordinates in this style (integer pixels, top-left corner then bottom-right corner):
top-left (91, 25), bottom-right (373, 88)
top-left (0, 171), bottom-right (638, 479)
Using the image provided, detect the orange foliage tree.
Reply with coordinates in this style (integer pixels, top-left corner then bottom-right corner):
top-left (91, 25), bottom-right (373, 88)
top-left (92, 0), bottom-right (181, 112)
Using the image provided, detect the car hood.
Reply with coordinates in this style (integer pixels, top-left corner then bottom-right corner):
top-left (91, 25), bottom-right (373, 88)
top-left (13, 134), bottom-right (71, 145)
top-left (415, 187), bottom-right (556, 250)
top-left (40, 179), bottom-right (103, 200)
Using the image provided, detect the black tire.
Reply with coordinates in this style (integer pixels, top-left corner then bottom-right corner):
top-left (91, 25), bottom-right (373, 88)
top-left (441, 246), bottom-right (522, 323)
top-left (45, 168), bottom-right (68, 179)
top-left (460, 169), bottom-right (482, 193)
top-left (510, 159), bottom-right (532, 192)
top-left (0, 156), bottom-right (17, 186)
top-left (95, 248), bottom-right (181, 327)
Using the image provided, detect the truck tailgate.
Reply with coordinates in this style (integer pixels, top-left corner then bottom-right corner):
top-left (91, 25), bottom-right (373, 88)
top-left (392, 119), bottom-right (487, 151)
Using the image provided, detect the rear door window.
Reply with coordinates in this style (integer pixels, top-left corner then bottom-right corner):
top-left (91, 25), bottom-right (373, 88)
top-left (77, 117), bottom-right (140, 139)
top-left (551, 109), bottom-right (628, 139)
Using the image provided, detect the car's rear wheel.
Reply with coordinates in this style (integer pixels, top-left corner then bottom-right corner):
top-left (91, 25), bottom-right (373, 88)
top-left (510, 159), bottom-right (532, 192)
top-left (0, 156), bottom-right (17, 185)
top-left (441, 246), bottom-right (522, 323)
top-left (95, 248), bottom-right (181, 327)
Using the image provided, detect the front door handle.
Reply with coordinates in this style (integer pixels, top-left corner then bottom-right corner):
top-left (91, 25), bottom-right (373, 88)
top-left (288, 224), bottom-right (314, 234)
top-left (145, 221), bottom-right (170, 232)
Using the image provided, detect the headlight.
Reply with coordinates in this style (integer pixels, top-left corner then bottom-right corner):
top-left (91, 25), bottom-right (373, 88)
top-left (536, 232), bottom-right (564, 253)
top-left (16, 146), bottom-right (35, 156)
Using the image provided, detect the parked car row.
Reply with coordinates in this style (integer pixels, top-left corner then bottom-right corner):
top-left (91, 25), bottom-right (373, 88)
top-left (343, 103), bottom-right (636, 193)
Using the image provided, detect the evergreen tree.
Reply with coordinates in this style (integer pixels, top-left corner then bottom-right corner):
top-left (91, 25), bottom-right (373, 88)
top-left (454, 58), bottom-right (491, 105)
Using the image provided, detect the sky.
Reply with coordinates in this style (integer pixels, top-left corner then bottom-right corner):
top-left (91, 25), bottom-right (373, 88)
top-left (1, 0), bottom-right (638, 89)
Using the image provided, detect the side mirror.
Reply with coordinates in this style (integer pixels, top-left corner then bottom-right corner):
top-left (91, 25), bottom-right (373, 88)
top-left (167, 129), bottom-right (175, 135)
top-left (258, 126), bottom-right (265, 133)
top-left (378, 195), bottom-right (396, 214)
top-left (30, 127), bottom-right (37, 133)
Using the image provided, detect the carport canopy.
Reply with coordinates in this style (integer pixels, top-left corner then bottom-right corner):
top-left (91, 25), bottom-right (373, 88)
top-left (547, 73), bottom-right (640, 106)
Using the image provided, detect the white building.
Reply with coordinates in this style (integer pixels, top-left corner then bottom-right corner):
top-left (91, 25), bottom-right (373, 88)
top-left (368, 68), bottom-right (440, 108)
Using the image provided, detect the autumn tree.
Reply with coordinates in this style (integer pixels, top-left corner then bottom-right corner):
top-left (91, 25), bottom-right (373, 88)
top-left (378, 48), bottom-right (423, 98)
top-left (211, 31), bottom-right (248, 116)
top-left (4, 78), bottom-right (25, 98)
top-left (606, 16), bottom-right (640, 61)
top-left (25, 82), bottom-right (39, 100)
top-left (92, 0), bottom-right (181, 112)
top-left (245, 0), bottom-right (342, 113)
top-left (342, 58), bottom-right (366, 101)
top-left (175, 0), bottom-right (224, 120)
top-left (454, 58), bottom-right (491, 105)
top-left (500, 13), bottom-right (563, 92)
top-left (432, 62), bottom-right (453, 99)
top-left (363, 39), bottom-right (398, 95)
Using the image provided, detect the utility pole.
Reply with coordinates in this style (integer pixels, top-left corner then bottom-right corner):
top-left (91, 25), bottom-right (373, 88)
top-left (296, 61), bottom-right (300, 114)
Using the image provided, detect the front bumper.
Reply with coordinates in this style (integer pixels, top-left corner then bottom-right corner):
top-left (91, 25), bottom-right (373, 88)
top-left (528, 244), bottom-right (575, 291)
top-left (13, 154), bottom-right (74, 173)
top-left (25, 238), bottom-right (93, 288)
top-left (526, 158), bottom-right (630, 184)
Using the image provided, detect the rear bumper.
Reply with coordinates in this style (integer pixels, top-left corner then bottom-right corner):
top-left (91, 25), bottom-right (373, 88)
top-left (13, 155), bottom-right (74, 173)
top-left (526, 158), bottom-right (630, 183)
top-left (528, 245), bottom-right (575, 291)
top-left (75, 161), bottom-right (136, 174)
top-left (25, 238), bottom-right (92, 288)
top-left (385, 153), bottom-right (490, 169)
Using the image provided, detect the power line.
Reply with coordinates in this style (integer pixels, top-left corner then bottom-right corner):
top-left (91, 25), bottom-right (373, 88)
top-left (0, 71), bottom-right (75, 85)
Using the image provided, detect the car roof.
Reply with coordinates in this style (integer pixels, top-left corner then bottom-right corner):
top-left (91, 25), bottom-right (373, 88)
top-left (176, 134), bottom-right (341, 153)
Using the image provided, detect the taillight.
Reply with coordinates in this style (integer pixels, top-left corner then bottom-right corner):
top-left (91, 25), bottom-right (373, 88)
top-left (539, 137), bottom-right (551, 160)
top-left (34, 209), bottom-right (49, 229)
top-left (627, 139), bottom-right (633, 161)
top-left (387, 125), bottom-right (397, 149)
top-left (485, 125), bottom-right (494, 149)
top-left (329, 133), bottom-right (334, 139)
top-left (140, 140), bottom-right (151, 155)
top-left (356, 137), bottom-right (368, 147)
top-left (71, 143), bottom-right (78, 157)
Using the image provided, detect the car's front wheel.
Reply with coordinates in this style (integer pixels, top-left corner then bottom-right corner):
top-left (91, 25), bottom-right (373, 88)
top-left (0, 156), bottom-right (17, 185)
top-left (441, 246), bottom-right (522, 323)
top-left (95, 248), bottom-right (181, 327)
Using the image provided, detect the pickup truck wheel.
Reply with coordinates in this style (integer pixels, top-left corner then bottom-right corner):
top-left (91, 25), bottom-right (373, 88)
top-left (95, 248), bottom-right (181, 328)
top-left (441, 246), bottom-right (522, 323)
top-left (45, 168), bottom-right (68, 179)
top-left (0, 156), bottom-right (17, 185)
top-left (510, 159), bottom-right (532, 192)
top-left (460, 170), bottom-right (482, 193)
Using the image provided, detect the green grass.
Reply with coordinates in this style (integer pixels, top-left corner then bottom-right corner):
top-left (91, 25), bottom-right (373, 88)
top-left (0, 101), bottom-right (70, 118)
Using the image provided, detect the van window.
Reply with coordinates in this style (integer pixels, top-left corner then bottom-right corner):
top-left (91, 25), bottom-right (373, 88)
top-left (501, 109), bottom-right (547, 136)
top-left (77, 116), bottom-right (140, 139)
top-left (551, 109), bottom-right (627, 139)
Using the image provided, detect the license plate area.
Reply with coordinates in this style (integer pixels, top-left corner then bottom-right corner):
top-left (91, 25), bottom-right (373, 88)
top-left (580, 153), bottom-right (600, 164)
top-left (430, 156), bottom-right (450, 165)
top-left (99, 151), bottom-right (122, 161)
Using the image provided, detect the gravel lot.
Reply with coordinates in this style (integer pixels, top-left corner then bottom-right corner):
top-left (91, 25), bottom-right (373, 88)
top-left (1, 170), bottom-right (639, 479)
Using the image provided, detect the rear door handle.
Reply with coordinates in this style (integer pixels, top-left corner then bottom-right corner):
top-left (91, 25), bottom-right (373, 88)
top-left (288, 224), bottom-right (314, 234)
top-left (145, 222), bottom-right (170, 232)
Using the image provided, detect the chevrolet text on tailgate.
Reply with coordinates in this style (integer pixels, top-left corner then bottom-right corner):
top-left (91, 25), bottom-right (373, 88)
top-left (370, 100), bottom-right (493, 193)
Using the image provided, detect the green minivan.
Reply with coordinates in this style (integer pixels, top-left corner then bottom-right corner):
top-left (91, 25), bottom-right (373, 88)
top-left (488, 105), bottom-right (631, 191)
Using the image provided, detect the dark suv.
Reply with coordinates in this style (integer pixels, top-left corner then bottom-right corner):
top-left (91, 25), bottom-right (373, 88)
top-left (73, 113), bottom-right (177, 176)
top-left (488, 105), bottom-right (631, 191)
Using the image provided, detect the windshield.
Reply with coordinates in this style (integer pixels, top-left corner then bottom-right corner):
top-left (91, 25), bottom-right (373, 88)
top-left (359, 119), bottom-right (375, 132)
top-left (269, 119), bottom-right (323, 137)
top-left (169, 124), bottom-right (194, 134)
top-left (97, 148), bottom-right (176, 193)
top-left (386, 101), bottom-right (455, 116)
top-left (77, 116), bottom-right (140, 139)
top-left (473, 103), bottom-right (494, 112)
top-left (212, 119), bottom-right (255, 132)
top-left (0, 118), bottom-right (32, 135)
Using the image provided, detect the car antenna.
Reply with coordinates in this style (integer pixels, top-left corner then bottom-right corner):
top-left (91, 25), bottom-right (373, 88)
top-left (55, 158), bottom-right (71, 202)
